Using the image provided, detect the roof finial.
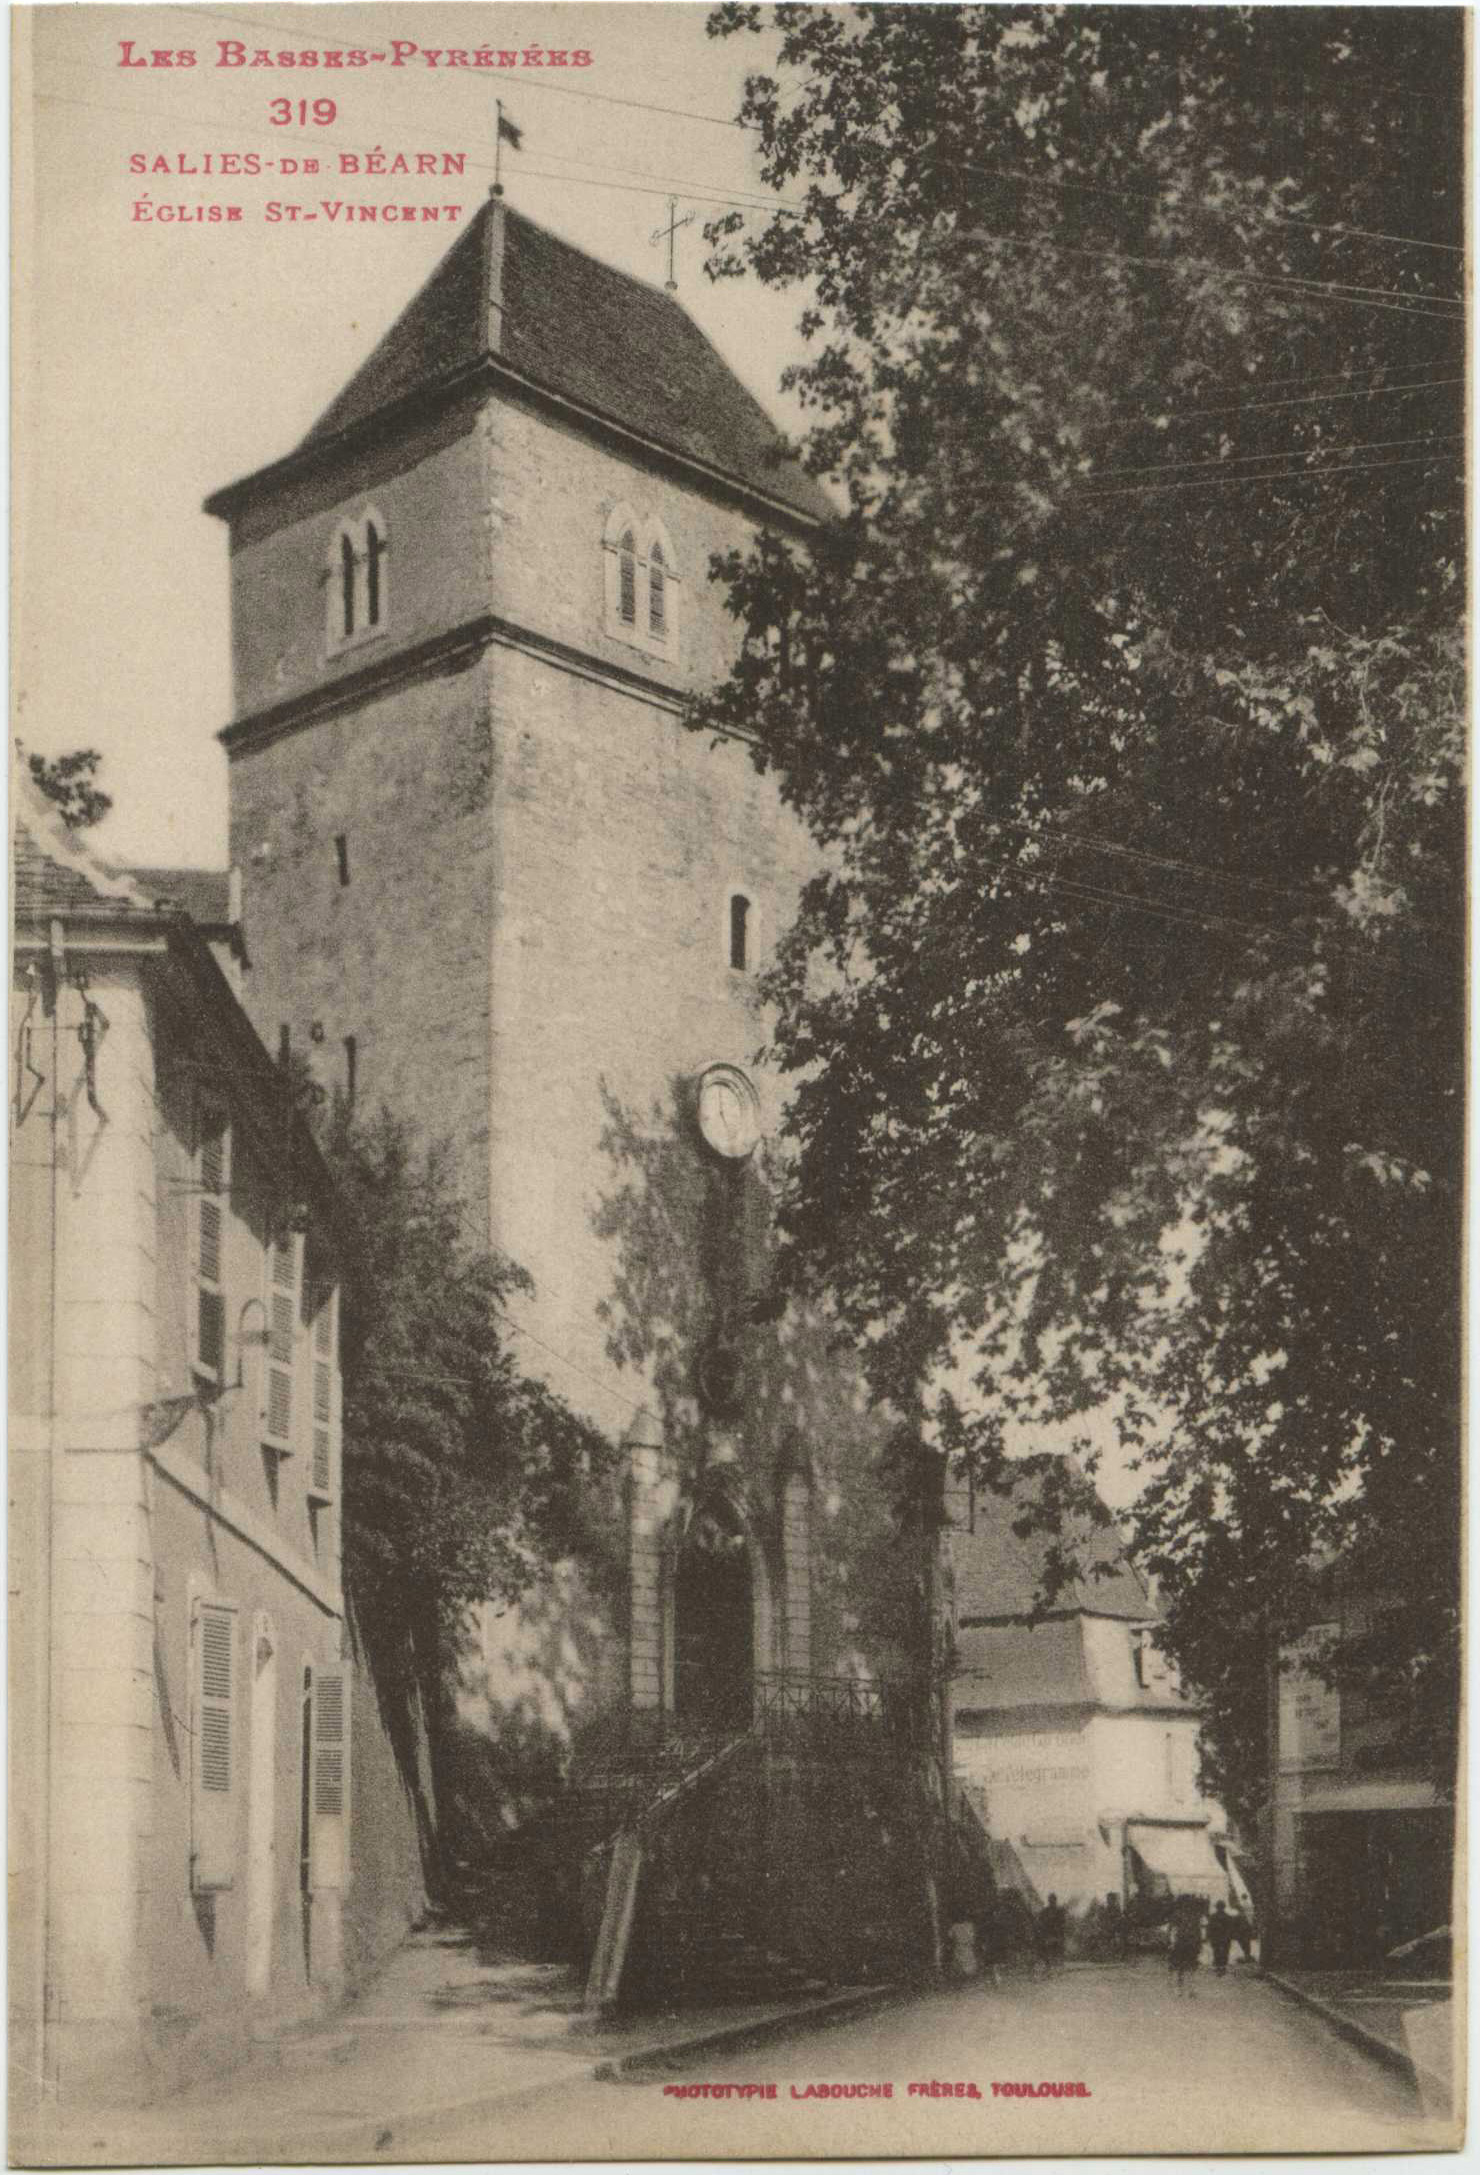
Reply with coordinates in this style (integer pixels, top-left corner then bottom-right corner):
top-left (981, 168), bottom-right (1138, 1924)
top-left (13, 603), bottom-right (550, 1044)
top-left (493, 99), bottom-right (523, 199)
top-left (651, 196), bottom-right (695, 294)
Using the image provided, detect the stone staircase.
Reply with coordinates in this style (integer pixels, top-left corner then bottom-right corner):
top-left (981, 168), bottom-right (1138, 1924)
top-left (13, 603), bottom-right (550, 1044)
top-left (495, 1678), bottom-right (935, 2011)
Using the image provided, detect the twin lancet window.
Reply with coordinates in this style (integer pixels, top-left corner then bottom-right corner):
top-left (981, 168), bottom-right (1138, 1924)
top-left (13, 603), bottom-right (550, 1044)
top-left (605, 505), bottom-right (678, 660)
top-left (327, 511), bottom-right (388, 653)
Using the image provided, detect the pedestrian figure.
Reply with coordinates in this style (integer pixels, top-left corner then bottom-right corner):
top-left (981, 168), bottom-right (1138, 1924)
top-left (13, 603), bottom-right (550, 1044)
top-left (1167, 1893), bottom-right (1203, 1997)
top-left (1229, 1906), bottom-right (1255, 1964)
top-left (1207, 1901), bottom-right (1235, 1977)
top-left (1034, 1893), bottom-right (1068, 1976)
top-left (947, 1917), bottom-right (979, 1980)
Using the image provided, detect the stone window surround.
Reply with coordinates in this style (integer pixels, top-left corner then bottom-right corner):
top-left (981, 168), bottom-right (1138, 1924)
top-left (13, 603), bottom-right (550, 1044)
top-left (721, 883), bottom-right (761, 975)
top-left (324, 507), bottom-right (390, 659)
top-left (602, 502), bottom-right (680, 662)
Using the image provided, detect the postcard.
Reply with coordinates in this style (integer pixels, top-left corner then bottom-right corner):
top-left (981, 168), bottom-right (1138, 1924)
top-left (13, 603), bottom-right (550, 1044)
top-left (10, 3), bottom-right (1464, 2162)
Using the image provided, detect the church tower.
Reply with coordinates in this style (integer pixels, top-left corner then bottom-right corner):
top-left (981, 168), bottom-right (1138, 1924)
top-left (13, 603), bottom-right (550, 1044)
top-left (207, 201), bottom-right (939, 1991)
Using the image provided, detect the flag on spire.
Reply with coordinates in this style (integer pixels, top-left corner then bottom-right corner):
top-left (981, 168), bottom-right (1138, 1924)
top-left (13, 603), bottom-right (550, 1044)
top-left (492, 100), bottom-right (522, 198)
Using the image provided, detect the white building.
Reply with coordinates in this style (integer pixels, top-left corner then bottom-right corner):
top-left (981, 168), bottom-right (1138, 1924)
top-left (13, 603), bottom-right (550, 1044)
top-left (947, 1461), bottom-right (1235, 1932)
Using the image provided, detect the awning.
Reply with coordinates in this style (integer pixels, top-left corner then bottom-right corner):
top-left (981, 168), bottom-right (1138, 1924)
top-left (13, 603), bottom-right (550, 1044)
top-left (1127, 1822), bottom-right (1229, 1899)
top-left (987, 1838), bottom-right (1038, 1901)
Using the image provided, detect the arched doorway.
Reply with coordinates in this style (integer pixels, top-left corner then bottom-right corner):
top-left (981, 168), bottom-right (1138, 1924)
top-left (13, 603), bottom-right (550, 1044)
top-left (673, 1500), bottom-right (754, 1730)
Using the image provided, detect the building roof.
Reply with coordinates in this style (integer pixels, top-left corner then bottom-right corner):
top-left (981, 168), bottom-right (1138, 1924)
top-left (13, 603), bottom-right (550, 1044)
top-left (218, 200), bottom-right (831, 525)
top-left (13, 790), bottom-right (157, 921)
top-left (948, 1457), bottom-right (1153, 1624)
top-left (122, 864), bottom-right (234, 927)
top-left (954, 1619), bottom-right (1090, 1711)
top-left (13, 783), bottom-right (342, 1244)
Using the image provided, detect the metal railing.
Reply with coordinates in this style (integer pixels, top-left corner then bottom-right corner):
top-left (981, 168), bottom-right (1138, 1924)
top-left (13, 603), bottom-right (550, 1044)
top-left (752, 1668), bottom-right (921, 1744)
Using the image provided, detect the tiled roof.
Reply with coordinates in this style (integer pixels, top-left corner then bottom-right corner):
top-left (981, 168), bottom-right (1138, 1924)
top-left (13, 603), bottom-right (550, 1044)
top-left (954, 1619), bottom-right (1089, 1710)
top-left (948, 1458), bottom-right (1153, 1623)
top-left (123, 865), bottom-right (234, 925)
top-left (13, 788), bottom-right (155, 921)
top-left (298, 202), bottom-right (832, 522)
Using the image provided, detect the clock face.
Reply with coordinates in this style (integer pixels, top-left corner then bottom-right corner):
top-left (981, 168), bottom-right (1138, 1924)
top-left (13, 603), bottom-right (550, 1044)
top-left (696, 1064), bottom-right (761, 1159)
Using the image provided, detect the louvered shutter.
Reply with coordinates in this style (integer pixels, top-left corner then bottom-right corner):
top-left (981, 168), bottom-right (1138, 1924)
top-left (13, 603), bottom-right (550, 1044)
top-left (193, 1104), bottom-right (229, 1379)
top-left (649, 543), bottom-right (667, 637)
top-left (617, 532), bottom-right (637, 623)
top-left (262, 1231), bottom-right (298, 1452)
top-left (309, 1288), bottom-right (336, 1500)
top-left (191, 1598), bottom-right (238, 1891)
top-left (308, 1666), bottom-right (350, 1890)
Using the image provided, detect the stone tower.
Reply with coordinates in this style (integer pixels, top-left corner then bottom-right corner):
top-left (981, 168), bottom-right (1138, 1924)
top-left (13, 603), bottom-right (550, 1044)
top-left (207, 201), bottom-right (941, 1990)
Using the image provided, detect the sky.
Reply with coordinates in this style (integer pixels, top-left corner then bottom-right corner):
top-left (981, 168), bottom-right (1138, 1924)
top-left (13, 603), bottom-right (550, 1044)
top-left (16, 1), bottom-right (818, 868)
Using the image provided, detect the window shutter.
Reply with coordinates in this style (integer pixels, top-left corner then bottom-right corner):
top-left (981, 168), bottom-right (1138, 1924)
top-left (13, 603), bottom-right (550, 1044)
top-left (307, 1285), bottom-right (337, 1501)
top-left (191, 1598), bottom-right (238, 1891)
top-left (262, 1231), bottom-right (298, 1453)
top-left (193, 1103), bottom-right (230, 1380)
top-left (649, 543), bottom-right (667, 637)
top-left (308, 1666), bottom-right (350, 1891)
top-left (618, 532), bottom-right (637, 624)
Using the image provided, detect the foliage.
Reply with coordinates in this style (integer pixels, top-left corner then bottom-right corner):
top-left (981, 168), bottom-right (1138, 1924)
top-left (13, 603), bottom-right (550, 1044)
top-left (319, 1103), bottom-right (614, 1706)
top-left (29, 747), bottom-right (111, 829)
top-left (697, 5), bottom-right (1464, 1811)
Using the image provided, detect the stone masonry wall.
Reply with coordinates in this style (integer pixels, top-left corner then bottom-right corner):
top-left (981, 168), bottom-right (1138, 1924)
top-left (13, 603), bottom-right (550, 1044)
top-left (223, 362), bottom-right (921, 1824)
top-left (228, 658), bottom-right (497, 1232)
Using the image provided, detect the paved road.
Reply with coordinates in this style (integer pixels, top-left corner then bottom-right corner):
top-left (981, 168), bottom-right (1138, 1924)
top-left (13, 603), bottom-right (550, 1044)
top-left (405, 1960), bottom-right (1440, 2162)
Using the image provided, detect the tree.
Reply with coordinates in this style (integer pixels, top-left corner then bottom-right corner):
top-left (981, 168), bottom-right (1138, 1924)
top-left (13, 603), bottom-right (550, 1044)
top-left (318, 1102), bottom-right (614, 1865)
top-left (696, 5), bottom-right (1464, 1815)
top-left (27, 747), bottom-right (112, 829)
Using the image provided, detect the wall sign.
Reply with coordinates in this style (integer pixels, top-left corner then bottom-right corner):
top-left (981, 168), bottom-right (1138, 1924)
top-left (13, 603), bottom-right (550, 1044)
top-left (1278, 1622), bottom-right (1341, 1771)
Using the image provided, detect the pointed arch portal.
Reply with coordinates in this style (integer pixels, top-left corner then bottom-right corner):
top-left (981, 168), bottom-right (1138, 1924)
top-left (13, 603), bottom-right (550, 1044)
top-left (673, 1500), bottom-right (753, 1730)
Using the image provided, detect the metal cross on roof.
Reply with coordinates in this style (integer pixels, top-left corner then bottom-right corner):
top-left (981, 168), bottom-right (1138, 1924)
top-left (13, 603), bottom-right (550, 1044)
top-left (651, 197), bottom-right (696, 293)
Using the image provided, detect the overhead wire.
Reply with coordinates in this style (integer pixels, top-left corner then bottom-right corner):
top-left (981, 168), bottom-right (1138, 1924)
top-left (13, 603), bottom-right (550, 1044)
top-left (1127, 376), bottom-right (1463, 424)
top-left (948, 153), bottom-right (1464, 261)
top-left (1015, 868), bottom-right (1442, 994)
top-left (1081, 428), bottom-right (1463, 483)
top-left (35, 86), bottom-right (802, 217)
top-left (171, 3), bottom-right (766, 130)
top-left (1127, 359), bottom-right (1465, 402)
top-left (1002, 822), bottom-right (1351, 912)
top-left (1071, 448), bottom-right (1463, 501)
top-left (959, 225), bottom-right (1464, 324)
top-left (66, 6), bottom-right (1468, 327)
top-left (120, 5), bottom-right (1472, 287)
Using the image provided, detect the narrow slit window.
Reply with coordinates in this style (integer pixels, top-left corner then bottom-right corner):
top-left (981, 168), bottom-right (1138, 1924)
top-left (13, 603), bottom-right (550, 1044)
top-left (339, 533), bottom-right (356, 639)
top-left (335, 835), bottom-right (350, 887)
top-left (343, 1035), bottom-right (357, 1110)
top-left (365, 521), bottom-right (385, 627)
top-left (618, 531), bottom-right (637, 625)
top-left (649, 541), bottom-right (667, 638)
top-left (729, 893), bottom-right (751, 972)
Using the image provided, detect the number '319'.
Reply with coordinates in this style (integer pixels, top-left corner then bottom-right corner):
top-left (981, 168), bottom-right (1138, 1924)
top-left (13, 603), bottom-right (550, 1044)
top-left (270, 98), bottom-right (337, 126)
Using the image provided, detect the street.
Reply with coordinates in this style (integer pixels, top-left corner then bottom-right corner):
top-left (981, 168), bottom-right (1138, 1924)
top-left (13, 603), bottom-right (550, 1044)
top-left (398, 1960), bottom-right (1438, 2162)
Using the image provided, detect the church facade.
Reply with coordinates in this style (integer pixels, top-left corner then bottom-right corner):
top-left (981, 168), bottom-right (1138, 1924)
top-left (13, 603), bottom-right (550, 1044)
top-left (205, 200), bottom-right (943, 1996)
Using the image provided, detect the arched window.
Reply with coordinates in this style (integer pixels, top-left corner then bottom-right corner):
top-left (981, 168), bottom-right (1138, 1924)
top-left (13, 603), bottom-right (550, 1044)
top-left (339, 533), bottom-right (356, 640)
top-left (364, 520), bottom-right (385, 628)
top-left (723, 886), bottom-right (759, 973)
top-left (729, 892), bottom-right (750, 971)
top-left (618, 529), bottom-right (637, 625)
top-left (603, 505), bottom-right (679, 657)
top-left (649, 539), bottom-right (667, 638)
top-left (326, 510), bottom-right (389, 655)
